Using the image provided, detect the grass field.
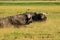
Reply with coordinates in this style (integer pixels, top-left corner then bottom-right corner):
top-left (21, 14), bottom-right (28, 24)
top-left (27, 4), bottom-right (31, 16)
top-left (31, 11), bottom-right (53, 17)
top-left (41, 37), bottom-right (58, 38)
top-left (0, 2), bottom-right (60, 40)
top-left (0, 1), bottom-right (60, 6)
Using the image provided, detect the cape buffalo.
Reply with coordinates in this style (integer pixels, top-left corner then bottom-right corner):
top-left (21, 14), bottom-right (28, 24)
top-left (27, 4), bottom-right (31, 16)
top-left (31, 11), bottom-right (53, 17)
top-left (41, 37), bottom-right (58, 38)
top-left (7, 13), bottom-right (34, 27)
top-left (0, 12), bottom-right (47, 28)
top-left (0, 13), bottom-right (33, 27)
top-left (32, 13), bottom-right (47, 21)
top-left (24, 12), bottom-right (47, 22)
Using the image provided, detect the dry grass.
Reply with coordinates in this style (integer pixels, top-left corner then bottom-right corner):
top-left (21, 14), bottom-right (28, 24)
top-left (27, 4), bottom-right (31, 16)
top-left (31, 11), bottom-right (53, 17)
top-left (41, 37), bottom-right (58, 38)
top-left (0, 6), bottom-right (60, 17)
top-left (0, 5), bottom-right (60, 40)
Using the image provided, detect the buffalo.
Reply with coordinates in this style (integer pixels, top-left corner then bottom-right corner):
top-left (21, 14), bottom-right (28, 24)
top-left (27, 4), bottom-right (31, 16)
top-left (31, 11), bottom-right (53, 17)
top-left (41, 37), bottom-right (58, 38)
top-left (24, 12), bottom-right (47, 22)
top-left (32, 13), bottom-right (47, 21)
top-left (0, 13), bottom-right (33, 27)
top-left (7, 13), bottom-right (34, 27)
top-left (0, 11), bottom-right (47, 28)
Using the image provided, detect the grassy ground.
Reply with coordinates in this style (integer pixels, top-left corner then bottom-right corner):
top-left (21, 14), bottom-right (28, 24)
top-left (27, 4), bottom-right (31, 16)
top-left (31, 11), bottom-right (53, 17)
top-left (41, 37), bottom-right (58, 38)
top-left (0, 5), bottom-right (60, 40)
top-left (0, 1), bottom-right (60, 6)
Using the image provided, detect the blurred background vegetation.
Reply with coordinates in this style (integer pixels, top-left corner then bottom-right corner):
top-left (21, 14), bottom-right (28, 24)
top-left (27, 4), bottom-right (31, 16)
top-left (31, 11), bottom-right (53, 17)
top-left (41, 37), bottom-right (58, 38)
top-left (0, 0), bottom-right (60, 1)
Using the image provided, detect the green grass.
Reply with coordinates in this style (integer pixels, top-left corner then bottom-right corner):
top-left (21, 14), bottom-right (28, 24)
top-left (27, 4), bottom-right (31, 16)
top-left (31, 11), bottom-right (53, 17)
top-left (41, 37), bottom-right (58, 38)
top-left (0, 4), bottom-right (60, 40)
top-left (0, 1), bottom-right (60, 6)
